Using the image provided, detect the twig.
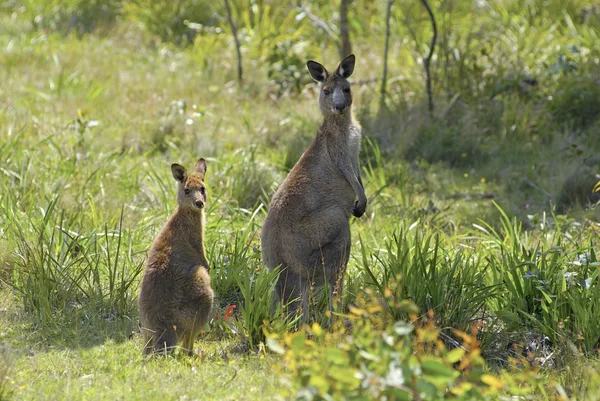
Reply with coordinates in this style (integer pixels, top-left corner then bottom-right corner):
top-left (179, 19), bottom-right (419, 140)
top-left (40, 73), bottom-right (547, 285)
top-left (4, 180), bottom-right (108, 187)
top-left (380, 0), bottom-right (393, 110)
top-left (224, 0), bottom-right (243, 86)
top-left (296, 6), bottom-right (342, 57)
top-left (439, 331), bottom-right (469, 352)
top-left (420, 0), bottom-right (437, 116)
top-left (524, 178), bottom-right (553, 199)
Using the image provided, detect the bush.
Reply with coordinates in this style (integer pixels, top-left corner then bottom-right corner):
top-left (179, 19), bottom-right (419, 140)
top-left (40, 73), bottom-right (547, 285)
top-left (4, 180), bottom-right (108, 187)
top-left (358, 225), bottom-right (497, 334)
top-left (219, 147), bottom-right (282, 211)
top-left (267, 40), bottom-right (315, 96)
top-left (267, 295), bottom-right (541, 401)
top-left (2, 196), bottom-right (143, 326)
top-left (25, 0), bottom-right (121, 37)
top-left (549, 80), bottom-right (600, 131)
top-left (123, 0), bottom-right (217, 44)
top-left (473, 204), bottom-right (600, 356)
top-left (405, 123), bottom-right (487, 168)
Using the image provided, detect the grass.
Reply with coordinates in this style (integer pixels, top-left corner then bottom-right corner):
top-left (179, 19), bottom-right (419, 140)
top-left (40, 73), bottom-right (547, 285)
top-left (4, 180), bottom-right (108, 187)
top-left (0, 291), bottom-right (283, 400)
top-left (1, 0), bottom-right (600, 399)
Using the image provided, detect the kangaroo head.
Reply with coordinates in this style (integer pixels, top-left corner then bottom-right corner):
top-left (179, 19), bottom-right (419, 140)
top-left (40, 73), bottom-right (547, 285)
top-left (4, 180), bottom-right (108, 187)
top-left (307, 54), bottom-right (355, 116)
top-left (171, 158), bottom-right (207, 211)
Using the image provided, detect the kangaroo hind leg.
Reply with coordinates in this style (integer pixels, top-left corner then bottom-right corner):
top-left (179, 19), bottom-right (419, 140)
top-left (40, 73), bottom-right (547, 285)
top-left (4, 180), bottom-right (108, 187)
top-left (276, 266), bottom-right (309, 321)
top-left (153, 324), bottom-right (177, 355)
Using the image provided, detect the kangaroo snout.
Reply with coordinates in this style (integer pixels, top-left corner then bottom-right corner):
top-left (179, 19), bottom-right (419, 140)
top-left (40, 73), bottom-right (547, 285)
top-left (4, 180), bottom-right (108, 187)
top-left (195, 200), bottom-right (204, 209)
top-left (333, 88), bottom-right (347, 113)
top-left (333, 104), bottom-right (347, 113)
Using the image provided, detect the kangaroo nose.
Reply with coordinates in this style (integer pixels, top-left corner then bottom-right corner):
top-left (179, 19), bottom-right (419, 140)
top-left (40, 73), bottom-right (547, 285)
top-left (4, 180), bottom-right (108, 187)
top-left (334, 104), bottom-right (346, 112)
top-left (195, 200), bottom-right (204, 209)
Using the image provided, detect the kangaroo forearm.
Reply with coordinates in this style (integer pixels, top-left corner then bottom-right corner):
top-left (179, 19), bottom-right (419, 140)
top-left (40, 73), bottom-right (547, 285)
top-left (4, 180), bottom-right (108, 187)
top-left (357, 171), bottom-right (366, 199)
top-left (338, 163), bottom-right (365, 201)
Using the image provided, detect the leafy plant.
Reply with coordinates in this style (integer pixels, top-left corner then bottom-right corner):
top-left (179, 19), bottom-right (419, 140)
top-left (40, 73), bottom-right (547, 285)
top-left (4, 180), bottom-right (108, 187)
top-left (473, 203), bottom-right (600, 355)
top-left (23, 0), bottom-right (121, 37)
top-left (358, 224), bottom-right (497, 334)
top-left (123, 0), bottom-right (216, 44)
top-left (2, 194), bottom-right (144, 326)
top-left (268, 296), bottom-right (538, 400)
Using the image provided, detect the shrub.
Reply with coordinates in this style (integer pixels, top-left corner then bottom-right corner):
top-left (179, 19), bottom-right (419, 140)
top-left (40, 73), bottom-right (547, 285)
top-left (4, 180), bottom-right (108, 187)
top-left (219, 147), bottom-right (282, 211)
top-left (267, 295), bottom-right (540, 401)
top-left (123, 0), bottom-right (216, 44)
top-left (358, 224), bottom-right (498, 335)
top-left (549, 80), bottom-right (600, 131)
top-left (405, 123), bottom-right (486, 168)
top-left (2, 196), bottom-right (143, 326)
top-left (267, 39), bottom-right (315, 96)
top-left (473, 203), bottom-right (600, 355)
top-left (24, 0), bottom-right (121, 37)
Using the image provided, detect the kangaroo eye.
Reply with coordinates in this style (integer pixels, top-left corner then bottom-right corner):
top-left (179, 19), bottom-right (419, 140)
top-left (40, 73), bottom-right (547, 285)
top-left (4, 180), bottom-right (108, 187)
top-left (323, 88), bottom-right (331, 96)
top-left (184, 189), bottom-right (190, 195)
top-left (200, 187), bottom-right (206, 195)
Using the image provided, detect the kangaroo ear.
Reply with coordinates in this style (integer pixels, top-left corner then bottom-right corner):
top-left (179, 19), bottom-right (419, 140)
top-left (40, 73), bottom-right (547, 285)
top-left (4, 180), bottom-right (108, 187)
top-left (307, 60), bottom-right (328, 83)
top-left (336, 54), bottom-right (355, 79)
top-left (171, 163), bottom-right (187, 182)
top-left (194, 158), bottom-right (207, 178)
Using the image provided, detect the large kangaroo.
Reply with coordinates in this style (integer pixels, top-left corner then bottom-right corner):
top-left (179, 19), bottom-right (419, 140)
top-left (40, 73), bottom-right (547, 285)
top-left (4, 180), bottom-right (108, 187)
top-left (138, 158), bottom-right (214, 355)
top-left (261, 54), bottom-right (366, 319)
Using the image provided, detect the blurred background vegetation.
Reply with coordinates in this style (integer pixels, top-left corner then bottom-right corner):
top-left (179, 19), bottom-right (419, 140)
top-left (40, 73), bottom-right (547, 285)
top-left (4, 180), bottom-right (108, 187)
top-left (3, 0), bottom-right (600, 220)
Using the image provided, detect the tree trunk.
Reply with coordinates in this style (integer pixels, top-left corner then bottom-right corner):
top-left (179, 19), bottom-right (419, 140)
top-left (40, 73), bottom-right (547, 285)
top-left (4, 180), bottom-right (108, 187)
top-left (380, 0), bottom-right (393, 110)
top-left (339, 0), bottom-right (352, 58)
top-left (224, 0), bottom-right (243, 86)
top-left (421, 0), bottom-right (437, 116)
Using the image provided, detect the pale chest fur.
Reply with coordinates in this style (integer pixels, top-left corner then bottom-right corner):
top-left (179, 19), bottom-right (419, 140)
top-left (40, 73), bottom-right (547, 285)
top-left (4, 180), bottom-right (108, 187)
top-left (348, 122), bottom-right (362, 171)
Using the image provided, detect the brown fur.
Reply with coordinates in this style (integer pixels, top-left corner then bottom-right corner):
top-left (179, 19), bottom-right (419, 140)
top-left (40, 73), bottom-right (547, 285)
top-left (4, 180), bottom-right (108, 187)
top-left (138, 158), bottom-right (214, 355)
top-left (261, 54), bottom-right (366, 319)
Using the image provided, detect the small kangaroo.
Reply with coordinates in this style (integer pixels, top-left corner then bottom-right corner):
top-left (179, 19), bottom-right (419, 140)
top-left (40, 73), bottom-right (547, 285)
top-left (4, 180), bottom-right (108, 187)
top-left (138, 158), bottom-right (214, 355)
top-left (261, 54), bottom-right (366, 319)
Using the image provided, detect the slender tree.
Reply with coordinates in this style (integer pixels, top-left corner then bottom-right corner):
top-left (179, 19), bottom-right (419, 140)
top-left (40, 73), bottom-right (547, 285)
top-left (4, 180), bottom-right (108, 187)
top-left (380, 0), bottom-right (393, 110)
top-left (339, 0), bottom-right (352, 58)
top-left (224, 0), bottom-right (243, 86)
top-left (421, 0), bottom-right (437, 116)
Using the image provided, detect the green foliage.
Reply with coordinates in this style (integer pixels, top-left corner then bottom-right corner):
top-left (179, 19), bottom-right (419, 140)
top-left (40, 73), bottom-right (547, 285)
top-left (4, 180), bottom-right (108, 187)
top-left (268, 299), bottom-right (539, 400)
top-left (549, 81), bottom-right (600, 131)
top-left (359, 224), bottom-right (497, 333)
top-left (123, 0), bottom-right (216, 44)
top-left (473, 204), bottom-right (600, 355)
top-left (0, 346), bottom-right (12, 401)
top-left (267, 39), bottom-right (315, 95)
top-left (1, 196), bottom-right (143, 325)
top-left (218, 147), bottom-right (282, 211)
top-left (17, 0), bottom-right (121, 36)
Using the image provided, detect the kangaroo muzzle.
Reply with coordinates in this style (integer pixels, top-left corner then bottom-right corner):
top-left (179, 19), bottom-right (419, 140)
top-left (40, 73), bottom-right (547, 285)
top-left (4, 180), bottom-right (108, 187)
top-left (332, 88), bottom-right (347, 113)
